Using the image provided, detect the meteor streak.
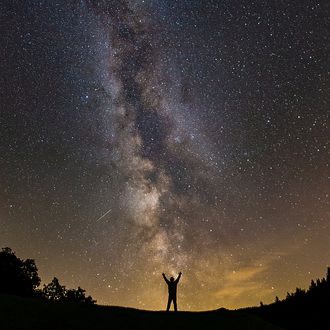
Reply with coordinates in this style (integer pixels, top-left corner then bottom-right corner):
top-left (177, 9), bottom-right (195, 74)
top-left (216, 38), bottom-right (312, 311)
top-left (96, 208), bottom-right (112, 222)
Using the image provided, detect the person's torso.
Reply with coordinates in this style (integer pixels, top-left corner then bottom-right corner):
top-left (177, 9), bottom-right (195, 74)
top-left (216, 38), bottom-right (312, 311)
top-left (168, 282), bottom-right (177, 295)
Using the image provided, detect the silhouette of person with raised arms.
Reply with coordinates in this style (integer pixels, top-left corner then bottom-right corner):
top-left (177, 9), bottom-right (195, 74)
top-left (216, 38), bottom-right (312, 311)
top-left (162, 272), bottom-right (182, 312)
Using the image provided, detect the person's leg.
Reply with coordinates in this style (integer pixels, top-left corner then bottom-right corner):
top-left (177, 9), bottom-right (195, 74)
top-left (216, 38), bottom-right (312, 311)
top-left (173, 297), bottom-right (177, 312)
top-left (166, 296), bottom-right (171, 311)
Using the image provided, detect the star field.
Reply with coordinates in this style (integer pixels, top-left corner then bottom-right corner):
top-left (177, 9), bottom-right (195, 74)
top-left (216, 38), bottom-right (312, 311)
top-left (0, 0), bottom-right (329, 310)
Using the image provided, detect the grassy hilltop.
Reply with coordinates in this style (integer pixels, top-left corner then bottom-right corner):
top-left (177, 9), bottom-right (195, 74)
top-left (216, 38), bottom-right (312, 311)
top-left (0, 294), bottom-right (282, 330)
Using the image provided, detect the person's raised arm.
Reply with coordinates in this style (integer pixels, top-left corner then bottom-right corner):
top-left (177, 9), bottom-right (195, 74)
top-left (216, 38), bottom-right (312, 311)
top-left (175, 272), bottom-right (182, 283)
top-left (162, 273), bottom-right (169, 284)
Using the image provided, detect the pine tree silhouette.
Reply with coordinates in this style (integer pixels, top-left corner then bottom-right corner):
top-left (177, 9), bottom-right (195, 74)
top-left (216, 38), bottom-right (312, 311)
top-left (245, 267), bottom-right (330, 330)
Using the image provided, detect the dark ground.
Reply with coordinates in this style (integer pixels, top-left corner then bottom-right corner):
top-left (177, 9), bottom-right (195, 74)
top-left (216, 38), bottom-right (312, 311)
top-left (0, 294), bottom-right (283, 330)
top-left (243, 302), bottom-right (330, 330)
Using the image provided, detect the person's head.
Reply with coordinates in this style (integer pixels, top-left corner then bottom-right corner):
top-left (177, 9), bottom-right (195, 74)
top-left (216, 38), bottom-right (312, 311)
top-left (170, 277), bottom-right (174, 282)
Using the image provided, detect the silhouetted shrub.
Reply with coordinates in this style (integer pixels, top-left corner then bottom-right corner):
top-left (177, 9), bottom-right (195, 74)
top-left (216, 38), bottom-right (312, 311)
top-left (42, 277), bottom-right (66, 301)
top-left (66, 287), bottom-right (96, 304)
top-left (41, 277), bottom-right (96, 304)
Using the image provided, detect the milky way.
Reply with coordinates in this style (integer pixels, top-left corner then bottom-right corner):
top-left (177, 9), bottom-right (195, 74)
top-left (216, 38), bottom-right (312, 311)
top-left (1, 0), bottom-right (329, 310)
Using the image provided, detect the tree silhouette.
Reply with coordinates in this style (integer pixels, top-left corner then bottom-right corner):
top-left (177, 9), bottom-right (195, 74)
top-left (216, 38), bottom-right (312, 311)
top-left (245, 267), bottom-right (330, 330)
top-left (0, 247), bottom-right (40, 296)
top-left (42, 277), bottom-right (66, 301)
top-left (0, 247), bottom-right (96, 304)
top-left (42, 277), bottom-right (96, 304)
top-left (66, 287), bottom-right (96, 304)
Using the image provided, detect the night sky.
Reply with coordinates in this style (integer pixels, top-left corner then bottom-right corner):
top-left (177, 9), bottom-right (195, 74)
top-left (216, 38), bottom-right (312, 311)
top-left (1, 0), bottom-right (329, 310)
